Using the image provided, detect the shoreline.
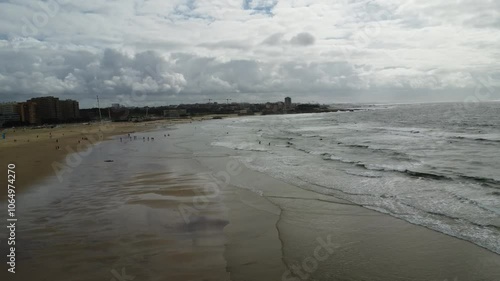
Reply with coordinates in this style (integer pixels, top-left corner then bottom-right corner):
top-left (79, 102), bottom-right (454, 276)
top-left (1, 120), bottom-right (499, 280)
top-left (191, 127), bottom-right (500, 280)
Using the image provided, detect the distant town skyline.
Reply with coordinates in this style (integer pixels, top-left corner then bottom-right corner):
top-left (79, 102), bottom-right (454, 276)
top-left (1, 94), bottom-right (347, 126)
top-left (0, 1), bottom-right (499, 107)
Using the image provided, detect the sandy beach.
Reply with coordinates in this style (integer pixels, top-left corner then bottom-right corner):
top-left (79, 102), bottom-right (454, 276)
top-left (0, 119), bottom-right (198, 199)
top-left (1, 120), bottom-right (500, 281)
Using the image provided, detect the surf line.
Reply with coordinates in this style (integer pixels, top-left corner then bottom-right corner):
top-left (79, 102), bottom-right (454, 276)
top-left (265, 195), bottom-right (361, 206)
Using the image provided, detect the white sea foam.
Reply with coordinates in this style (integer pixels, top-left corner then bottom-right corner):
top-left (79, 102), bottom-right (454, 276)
top-left (206, 104), bottom-right (500, 254)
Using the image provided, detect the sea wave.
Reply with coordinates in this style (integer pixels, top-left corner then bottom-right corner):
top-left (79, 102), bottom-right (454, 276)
top-left (449, 135), bottom-right (500, 143)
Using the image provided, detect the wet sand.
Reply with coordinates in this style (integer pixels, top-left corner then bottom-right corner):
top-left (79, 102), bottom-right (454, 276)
top-left (1, 121), bottom-right (500, 280)
top-left (0, 119), bottom-right (194, 199)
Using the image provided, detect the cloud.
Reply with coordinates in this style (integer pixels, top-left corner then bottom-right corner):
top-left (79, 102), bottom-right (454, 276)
top-left (0, 45), bottom-right (187, 104)
top-left (262, 32), bottom-right (315, 46)
top-left (0, 0), bottom-right (499, 106)
top-left (262, 33), bottom-right (284, 46)
top-left (290, 32), bottom-right (316, 46)
top-left (198, 40), bottom-right (251, 50)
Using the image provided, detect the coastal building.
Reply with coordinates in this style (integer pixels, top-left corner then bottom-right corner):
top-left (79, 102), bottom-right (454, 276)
top-left (18, 101), bottom-right (39, 124)
top-left (0, 102), bottom-right (19, 115)
top-left (285, 97), bottom-right (292, 109)
top-left (60, 99), bottom-right (80, 120)
top-left (0, 96), bottom-right (81, 126)
top-left (28, 96), bottom-right (62, 123)
top-left (0, 102), bottom-right (21, 127)
top-left (23, 96), bottom-right (80, 124)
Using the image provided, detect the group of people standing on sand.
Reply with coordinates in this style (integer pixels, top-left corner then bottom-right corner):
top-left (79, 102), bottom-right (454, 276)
top-left (119, 133), bottom-right (170, 143)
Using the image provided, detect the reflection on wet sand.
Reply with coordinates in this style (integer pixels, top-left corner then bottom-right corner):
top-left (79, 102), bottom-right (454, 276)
top-left (2, 124), bottom-right (500, 281)
top-left (0, 133), bottom-right (231, 281)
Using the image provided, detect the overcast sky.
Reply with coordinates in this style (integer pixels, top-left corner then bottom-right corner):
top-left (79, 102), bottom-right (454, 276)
top-left (0, 0), bottom-right (499, 107)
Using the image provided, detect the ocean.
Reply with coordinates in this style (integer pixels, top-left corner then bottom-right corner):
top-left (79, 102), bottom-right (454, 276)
top-left (206, 102), bottom-right (500, 254)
